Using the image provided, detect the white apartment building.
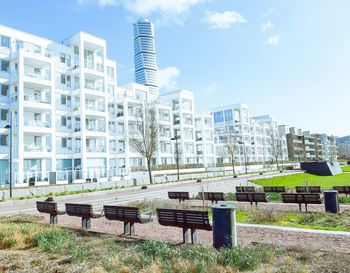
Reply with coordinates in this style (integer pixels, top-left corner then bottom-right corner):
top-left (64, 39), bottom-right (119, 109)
top-left (0, 25), bottom-right (217, 186)
top-left (0, 25), bottom-right (118, 185)
top-left (212, 104), bottom-right (288, 166)
top-left (195, 113), bottom-right (215, 166)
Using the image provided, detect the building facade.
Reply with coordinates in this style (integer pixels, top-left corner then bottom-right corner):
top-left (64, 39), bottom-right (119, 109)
top-left (133, 19), bottom-right (159, 101)
top-left (212, 104), bottom-right (288, 166)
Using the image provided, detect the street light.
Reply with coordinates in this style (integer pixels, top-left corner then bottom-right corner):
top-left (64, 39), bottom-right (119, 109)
top-left (170, 134), bottom-right (180, 181)
top-left (238, 140), bottom-right (254, 175)
top-left (4, 113), bottom-right (12, 198)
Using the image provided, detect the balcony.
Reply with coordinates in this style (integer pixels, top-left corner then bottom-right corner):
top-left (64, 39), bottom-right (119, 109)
top-left (86, 105), bottom-right (105, 112)
top-left (24, 120), bottom-right (51, 128)
top-left (24, 94), bottom-right (50, 104)
top-left (86, 146), bottom-right (106, 153)
top-left (24, 145), bottom-right (51, 152)
top-left (84, 60), bottom-right (104, 73)
top-left (86, 125), bottom-right (105, 132)
top-left (24, 71), bottom-right (50, 81)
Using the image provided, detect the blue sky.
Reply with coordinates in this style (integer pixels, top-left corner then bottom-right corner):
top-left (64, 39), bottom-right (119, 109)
top-left (1, 0), bottom-right (349, 136)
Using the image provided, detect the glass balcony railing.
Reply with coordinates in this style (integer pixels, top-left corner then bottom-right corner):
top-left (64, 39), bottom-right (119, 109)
top-left (24, 120), bottom-right (50, 128)
top-left (24, 145), bottom-right (51, 152)
top-left (86, 146), bottom-right (106, 153)
top-left (84, 60), bottom-right (104, 72)
top-left (86, 126), bottom-right (105, 132)
top-left (24, 95), bottom-right (50, 104)
top-left (24, 72), bottom-right (50, 81)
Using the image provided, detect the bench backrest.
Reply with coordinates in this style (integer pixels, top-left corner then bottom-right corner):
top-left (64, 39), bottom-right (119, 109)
top-left (295, 186), bottom-right (321, 193)
top-left (282, 193), bottom-right (322, 204)
top-left (65, 203), bottom-right (93, 217)
top-left (168, 191), bottom-right (190, 200)
top-left (333, 186), bottom-right (350, 194)
top-left (263, 186), bottom-right (286, 193)
top-left (235, 192), bottom-right (267, 202)
top-left (157, 208), bottom-right (212, 230)
top-left (104, 205), bottom-right (140, 222)
top-left (235, 186), bottom-right (256, 193)
top-left (199, 192), bottom-right (225, 202)
top-left (36, 201), bottom-right (58, 214)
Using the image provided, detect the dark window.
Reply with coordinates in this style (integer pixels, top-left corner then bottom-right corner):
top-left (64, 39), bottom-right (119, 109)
top-left (62, 138), bottom-right (67, 148)
top-left (1, 109), bottom-right (8, 121)
top-left (1, 84), bottom-right (8, 96)
top-left (1, 60), bottom-right (9, 72)
top-left (61, 95), bottom-right (66, 105)
top-left (1, 36), bottom-right (10, 48)
top-left (0, 135), bottom-right (7, 146)
top-left (61, 116), bottom-right (67, 126)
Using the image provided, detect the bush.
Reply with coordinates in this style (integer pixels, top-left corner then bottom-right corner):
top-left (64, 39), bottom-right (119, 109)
top-left (225, 193), bottom-right (236, 201)
top-left (338, 196), bottom-right (350, 203)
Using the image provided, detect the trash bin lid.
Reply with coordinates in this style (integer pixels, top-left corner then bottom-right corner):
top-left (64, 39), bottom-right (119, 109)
top-left (212, 204), bottom-right (236, 210)
top-left (323, 190), bottom-right (338, 193)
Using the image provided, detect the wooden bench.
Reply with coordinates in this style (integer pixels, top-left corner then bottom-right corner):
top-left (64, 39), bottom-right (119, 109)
top-left (36, 201), bottom-right (66, 224)
top-left (103, 205), bottom-right (152, 235)
top-left (168, 191), bottom-right (190, 202)
top-left (198, 192), bottom-right (225, 204)
top-left (65, 203), bottom-right (103, 229)
top-left (235, 192), bottom-right (268, 206)
top-left (156, 208), bottom-right (212, 244)
top-left (295, 186), bottom-right (321, 193)
top-left (263, 186), bottom-right (286, 193)
top-left (281, 193), bottom-right (322, 211)
top-left (333, 186), bottom-right (350, 197)
top-left (235, 186), bottom-right (256, 193)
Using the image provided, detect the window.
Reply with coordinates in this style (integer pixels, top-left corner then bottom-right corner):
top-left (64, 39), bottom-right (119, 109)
top-left (60, 74), bottom-right (71, 86)
top-left (1, 60), bottom-right (9, 72)
top-left (224, 109), bottom-right (233, 122)
top-left (60, 53), bottom-right (71, 66)
top-left (61, 116), bottom-right (67, 126)
top-left (1, 36), bottom-right (10, 48)
top-left (61, 95), bottom-right (67, 105)
top-left (213, 111), bottom-right (224, 123)
top-left (34, 136), bottom-right (41, 146)
top-left (1, 109), bottom-right (8, 121)
top-left (74, 45), bottom-right (79, 55)
top-left (62, 138), bottom-right (67, 148)
top-left (60, 74), bottom-right (66, 84)
top-left (34, 113), bottom-right (40, 121)
top-left (0, 135), bottom-right (7, 146)
top-left (107, 66), bottom-right (114, 79)
top-left (1, 84), bottom-right (8, 96)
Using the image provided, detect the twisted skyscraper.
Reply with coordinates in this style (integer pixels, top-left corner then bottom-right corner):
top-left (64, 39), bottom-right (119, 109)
top-left (133, 19), bottom-right (159, 100)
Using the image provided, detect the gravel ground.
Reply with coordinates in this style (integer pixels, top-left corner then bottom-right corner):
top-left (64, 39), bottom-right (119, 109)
top-left (38, 213), bottom-right (350, 254)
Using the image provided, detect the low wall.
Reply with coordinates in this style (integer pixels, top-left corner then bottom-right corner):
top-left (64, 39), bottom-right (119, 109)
top-left (0, 178), bottom-right (135, 200)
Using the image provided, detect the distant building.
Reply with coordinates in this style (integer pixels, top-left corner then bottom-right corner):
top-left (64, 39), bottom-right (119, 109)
top-left (337, 135), bottom-right (350, 160)
top-left (133, 19), bottom-right (159, 101)
top-left (211, 104), bottom-right (288, 165)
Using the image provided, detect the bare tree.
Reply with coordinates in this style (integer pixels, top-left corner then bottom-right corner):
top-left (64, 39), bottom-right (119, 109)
top-left (269, 125), bottom-right (282, 170)
top-left (129, 105), bottom-right (159, 184)
top-left (225, 126), bottom-right (239, 177)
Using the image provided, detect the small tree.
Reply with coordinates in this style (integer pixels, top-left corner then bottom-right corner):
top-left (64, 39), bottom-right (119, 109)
top-left (270, 125), bottom-right (282, 170)
top-left (129, 106), bottom-right (159, 184)
top-left (225, 126), bottom-right (238, 177)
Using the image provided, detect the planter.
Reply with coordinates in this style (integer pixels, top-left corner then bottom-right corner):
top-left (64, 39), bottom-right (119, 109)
top-left (196, 179), bottom-right (202, 183)
top-left (141, 185), bottom-right (148, 190)
top-left (259, 172), bottom-right (264, 175)
top-left (233, 175), bottom-right (238, 178)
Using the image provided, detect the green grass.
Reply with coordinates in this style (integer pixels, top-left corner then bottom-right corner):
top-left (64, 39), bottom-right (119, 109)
top-left (0, 216), bottom-right (282, 272)
top-left (251, 173), bottom-right (350, 189)
top-left (342, 166), bottom-right (350, 172)
top-left (235, 209), bottom-right (350, 232)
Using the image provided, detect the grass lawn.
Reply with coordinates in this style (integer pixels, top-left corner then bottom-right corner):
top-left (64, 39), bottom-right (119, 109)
top-left (236, 209), bottom-right (350, 232)
top-left (251, 173), bottom-right (350, 189)
top-left (342, 166), bottom-right (350, 172)
top-left (1, 215), bottom-right (350, 273)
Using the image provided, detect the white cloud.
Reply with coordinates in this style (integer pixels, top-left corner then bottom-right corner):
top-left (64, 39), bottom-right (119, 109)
top-left (264, 35), bottom-right (280, 46)
top-left (262, 7), bottom-right (275, 17)
top-left (123, 0), bottom-right (202, 16)
top-left (205, 11), bottom-right (246, 29)
top-left (261, 21), bottom-right (274, 32)
top-left (77, 0), bottom-right (202, 15)
top-left (202, 82), bottom-right (217, 92)
top-left (77, 0), bottom-right (117, 8)
top-left (159, 66), bottom-right (181, 90)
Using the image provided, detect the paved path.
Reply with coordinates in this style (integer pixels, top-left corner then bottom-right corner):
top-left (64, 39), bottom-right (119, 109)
top-left (0, 171), bottom-right (297, 216)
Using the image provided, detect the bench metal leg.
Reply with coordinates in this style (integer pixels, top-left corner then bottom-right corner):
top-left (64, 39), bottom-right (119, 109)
top-left (191, 229), bottom-right (197, 244)
top-left (255, 202), bottom-right (258, 207)
top-left (130, 222), bottom-right (135, 236)
top-left (305, 204), bottom-right (308, 212)
top-left (82, 217), bottom-right (91, 229)
top-left (298, 203), bottom-right (302, 212)
top-left (50, 214), bottom-right (58, 225)
top-left (183, 228), bottom-right (189, 243)
top-left (123, 221), bottom-right (130, 235)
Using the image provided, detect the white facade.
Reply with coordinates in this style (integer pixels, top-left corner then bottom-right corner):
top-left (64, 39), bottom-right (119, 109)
top-left (212, 104), bottom-right (288, 165)
top-left (195, 113), bottom-right (215, 166)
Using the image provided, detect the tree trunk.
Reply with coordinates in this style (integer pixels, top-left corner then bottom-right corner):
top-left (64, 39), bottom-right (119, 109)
top-left (147, 158), bottom-right (153, 184)
top-left (231, 158), bottom-right (236, 177)
top-left (275, 155), bottom-right (279, 170)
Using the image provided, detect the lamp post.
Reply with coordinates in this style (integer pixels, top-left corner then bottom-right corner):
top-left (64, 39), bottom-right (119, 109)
top-left (5, 111), bottom-right (12, 198)
top-left (170, 134), bottom-right (180, 181)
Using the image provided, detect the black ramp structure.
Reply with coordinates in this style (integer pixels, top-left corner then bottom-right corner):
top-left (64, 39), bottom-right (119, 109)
top-left (300, 161), bottom-right (342, 176)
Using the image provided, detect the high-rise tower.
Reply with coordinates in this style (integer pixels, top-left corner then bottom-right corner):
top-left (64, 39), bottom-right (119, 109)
top-left (133, 19), bottom-right (159, 100)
